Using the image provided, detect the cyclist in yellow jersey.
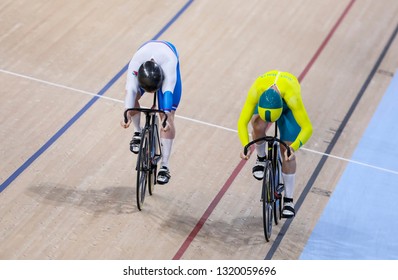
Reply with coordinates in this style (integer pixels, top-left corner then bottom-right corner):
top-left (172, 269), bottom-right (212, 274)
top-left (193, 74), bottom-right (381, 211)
top-left (237, 70), bottom-right (313, 218)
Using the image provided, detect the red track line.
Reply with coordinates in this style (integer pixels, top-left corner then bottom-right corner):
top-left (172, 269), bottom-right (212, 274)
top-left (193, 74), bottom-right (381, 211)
top-left (172, 147), bottom-right (252, 260)
top-left (172, 0), bottom-right (356, 260)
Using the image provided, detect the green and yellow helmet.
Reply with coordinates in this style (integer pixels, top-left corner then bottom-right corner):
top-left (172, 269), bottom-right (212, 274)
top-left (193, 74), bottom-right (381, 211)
top-left (257, 88), bottom-right (283, 122)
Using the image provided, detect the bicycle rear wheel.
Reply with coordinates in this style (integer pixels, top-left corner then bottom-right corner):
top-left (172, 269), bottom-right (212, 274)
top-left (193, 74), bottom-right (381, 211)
top-left (136, 128), bottom-right (150, 211)
top-left (148, 165), bottom-right (155, 196)
top-left (262, 161), bottom-right (274, 242)
top-left (148, 116), bottom-right (160, 196)
top-left (273, 149), bottom-right (283, 224)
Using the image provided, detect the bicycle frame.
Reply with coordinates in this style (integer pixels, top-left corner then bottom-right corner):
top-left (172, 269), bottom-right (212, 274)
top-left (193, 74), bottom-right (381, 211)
top-left (123, 93), bottom-right (167, 210)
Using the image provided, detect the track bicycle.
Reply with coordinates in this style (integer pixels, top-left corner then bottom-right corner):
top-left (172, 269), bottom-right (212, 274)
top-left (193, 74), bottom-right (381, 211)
top-left (243, 123), bottom-right (291, 242)
top-left (123, 94), bottom-right (167, 211)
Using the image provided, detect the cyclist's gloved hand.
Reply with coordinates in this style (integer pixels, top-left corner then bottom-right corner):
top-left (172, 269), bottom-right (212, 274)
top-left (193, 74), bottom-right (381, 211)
top-left (161, 121), bottom-right (170, 132)
top-left (240, 147), bottom-right (253, 160)
top-left (160, 111), bottom-right (171, 132)
top-left (121, 117), bottom-right (131, 129)
top-left (284, 146), bottom-right (296, 161)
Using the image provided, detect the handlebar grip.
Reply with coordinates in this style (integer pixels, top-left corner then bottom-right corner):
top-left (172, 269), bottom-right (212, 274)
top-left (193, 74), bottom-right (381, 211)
top-left (286, 146), bottom-right (292, 158)
top-left (243, 146), bottom-right (248, 156)
top-left (123, 110), bottom-right (129, 124)
top-left (161, 112), bottom-right (168, 128)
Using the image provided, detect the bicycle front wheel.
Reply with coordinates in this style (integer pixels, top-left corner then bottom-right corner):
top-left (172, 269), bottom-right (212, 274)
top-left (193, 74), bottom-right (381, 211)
top-left (136, 128), bottom-right (150, 211)
top-left (262, 161), bottom-right (274, 242)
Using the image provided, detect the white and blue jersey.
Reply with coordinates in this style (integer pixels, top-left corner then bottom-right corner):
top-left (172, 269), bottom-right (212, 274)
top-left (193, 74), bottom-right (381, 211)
top-left (125, 40), bottom-right (182, 112)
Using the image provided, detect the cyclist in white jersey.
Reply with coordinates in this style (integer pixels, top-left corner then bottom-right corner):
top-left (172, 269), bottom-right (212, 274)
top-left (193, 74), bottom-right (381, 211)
top-left (121, 40), bottom-right (182, 185)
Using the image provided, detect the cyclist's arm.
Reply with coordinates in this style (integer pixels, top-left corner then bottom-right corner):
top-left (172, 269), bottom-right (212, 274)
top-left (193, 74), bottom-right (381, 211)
top-left (285, 96), bottom-right (313, 151)
top-left (161, 59), bottom-right (177, 92)
top-left (124, 89), bottom-right (137, 109)
top-left (237, 86), bottom-right (258, 147)
top-left (162, 90), bottom-right (173, 112)
top-left (125, 58), bottom-right (141, 109)
top-left (159, 58), bottom-right (178, 112)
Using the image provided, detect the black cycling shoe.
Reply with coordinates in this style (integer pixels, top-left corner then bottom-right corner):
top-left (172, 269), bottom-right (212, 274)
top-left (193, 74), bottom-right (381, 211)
top-left (157, 166), bottom-right (171, 185)
top-left (282, 198), bottom-right (295, 218)
top-left (252, 156), bottom-right (266, 180)
top-left (130, 132), bottom-right (141, 154)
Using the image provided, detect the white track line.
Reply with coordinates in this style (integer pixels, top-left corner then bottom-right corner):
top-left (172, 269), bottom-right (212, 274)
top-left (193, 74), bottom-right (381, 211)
top-left (301, 147), bottom-right (398, 175)
top-left (0, 69), bottom-right (121, 103)
top-left (2, 68), bottom-right (397, 175)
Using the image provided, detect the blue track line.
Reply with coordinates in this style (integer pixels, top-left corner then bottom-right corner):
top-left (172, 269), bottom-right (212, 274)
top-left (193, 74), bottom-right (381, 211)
top-left (0, 0), bottom-right (194, 193)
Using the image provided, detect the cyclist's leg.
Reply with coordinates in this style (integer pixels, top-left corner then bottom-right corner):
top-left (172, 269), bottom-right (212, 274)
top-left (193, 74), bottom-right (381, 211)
top-left (278, 104), bottom-right (300, 217)
top-left (250, 114), bottom-right (267, 157)
top-left (160, 111), bottom-right (175, 165)
top-left (129, 93), bottom-right (144, 153)
top-left (250, 109), bottom-right (273, 180)
top-left (131, 94), bottom-right (143, 131)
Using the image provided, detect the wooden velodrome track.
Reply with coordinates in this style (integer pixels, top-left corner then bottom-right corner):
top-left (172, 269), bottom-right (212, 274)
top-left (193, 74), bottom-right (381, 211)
top-left (1, 0), bottom-right (398, 260)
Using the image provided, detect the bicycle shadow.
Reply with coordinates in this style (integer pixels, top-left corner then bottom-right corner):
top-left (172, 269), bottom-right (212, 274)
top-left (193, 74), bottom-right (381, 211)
top-left (161, 212), bottom-right (268, 248)
top-left (26, 183), bottom-right (139, 215)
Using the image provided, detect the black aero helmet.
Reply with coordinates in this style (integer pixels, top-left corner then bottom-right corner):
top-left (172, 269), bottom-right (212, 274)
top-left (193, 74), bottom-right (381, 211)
top-left (137, 60), bottom-right (164, 92)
